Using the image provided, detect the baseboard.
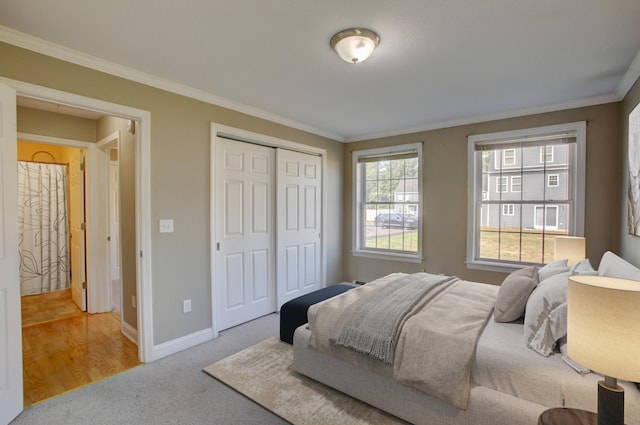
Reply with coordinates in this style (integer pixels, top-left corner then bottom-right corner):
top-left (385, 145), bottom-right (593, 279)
top-left (121, 320), bottom-right (138, 345)
top-left (151, 327), bottom-right (215, 361)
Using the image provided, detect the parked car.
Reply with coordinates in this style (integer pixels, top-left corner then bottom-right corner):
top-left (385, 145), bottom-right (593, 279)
top-left (374, 213), bottom-right (417, 229)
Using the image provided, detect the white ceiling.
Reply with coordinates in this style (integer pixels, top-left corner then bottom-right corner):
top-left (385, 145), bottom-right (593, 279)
top-left (1, 0), bottom-right (640, 142)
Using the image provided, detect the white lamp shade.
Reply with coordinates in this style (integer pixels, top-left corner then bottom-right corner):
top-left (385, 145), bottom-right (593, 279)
top-left (554, 236), bottom-right (585, 266)
top-left (330, 28), bottom-right (379, 64)
top-left (567, 275), bottom-right (640, 382)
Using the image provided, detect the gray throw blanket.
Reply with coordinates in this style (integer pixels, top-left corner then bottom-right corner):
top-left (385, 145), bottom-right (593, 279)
top-left (332, 273), bottom-right (455, 364)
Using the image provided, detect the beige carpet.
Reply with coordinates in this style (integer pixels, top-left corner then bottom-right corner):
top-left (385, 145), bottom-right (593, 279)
top-left (204, 336), bottom-right (407, 425)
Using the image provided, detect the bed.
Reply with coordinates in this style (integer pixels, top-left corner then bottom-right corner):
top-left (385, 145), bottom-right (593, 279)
top-left (292, 252), bottom-right (640, 425)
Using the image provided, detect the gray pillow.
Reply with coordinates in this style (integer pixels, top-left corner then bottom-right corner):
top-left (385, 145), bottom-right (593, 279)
top-left (538, 259), bottom-right (569, 281)
top-left (494, 266), bottom-right (539, 323)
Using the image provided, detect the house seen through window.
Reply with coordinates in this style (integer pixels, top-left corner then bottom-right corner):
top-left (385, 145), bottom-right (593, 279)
top-left (467, 122), bottom-right (585, 270)
top-left (352, 143), bottom-right (422, 262)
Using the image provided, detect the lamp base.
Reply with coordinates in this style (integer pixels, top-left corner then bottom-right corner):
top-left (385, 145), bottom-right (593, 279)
top-left (598, 380), bottom-right (624, 425)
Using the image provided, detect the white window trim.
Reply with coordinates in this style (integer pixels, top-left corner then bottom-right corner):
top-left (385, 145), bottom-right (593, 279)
top-left (502, 204), bottom-right (515, 216)
top-left (540, 145), bottom-right (554, 163)
top-left (466, 122), bottom-right (586, 272)
top-left (548, 174), bottom-right (559, 187)
top-left (511, 176), bottom-right (521, 192)
top-left (503, 149), bottom-right (516, 166)
top-left (352, 142), bottom-right (423, 263)
top-left (496, 176), bottom-right (508, 193)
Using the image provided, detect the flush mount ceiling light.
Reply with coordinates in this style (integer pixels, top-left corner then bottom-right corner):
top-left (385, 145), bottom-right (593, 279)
top-left (330, 28), bottom-right (380, 64)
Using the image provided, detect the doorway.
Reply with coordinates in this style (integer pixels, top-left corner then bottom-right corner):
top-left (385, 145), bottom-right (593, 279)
top-left (0, 80), bottom-right (153, 423)
top-left (17, 140), bottom-right (87, 318)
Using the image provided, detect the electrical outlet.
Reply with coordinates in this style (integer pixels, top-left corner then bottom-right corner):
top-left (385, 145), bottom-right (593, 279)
top-left (183, 299), bottom-right (192, 313)
top-left (132, 295), bottom-right (136, 309)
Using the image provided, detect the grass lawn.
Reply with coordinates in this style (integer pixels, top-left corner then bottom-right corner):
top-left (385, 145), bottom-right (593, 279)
top-left (365, 229), bottom-right (418, 252)
top-left (479, 227), bottom-right (566, 264)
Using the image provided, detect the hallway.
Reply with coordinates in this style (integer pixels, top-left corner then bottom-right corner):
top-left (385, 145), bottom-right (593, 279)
top-left (21, 291), bottom-right (140, 406)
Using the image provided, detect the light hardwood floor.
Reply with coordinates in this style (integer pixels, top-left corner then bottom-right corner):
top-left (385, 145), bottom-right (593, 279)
top-left (22, 291), bottom-right (140, 407)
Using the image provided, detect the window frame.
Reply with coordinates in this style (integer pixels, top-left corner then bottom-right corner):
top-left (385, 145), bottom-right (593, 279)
top-left (496, 176), bottom-right (509, 193)
top-left (502, 204), bottom-right (515, 216)
top-left (352, 142), bottom-right (423, 262)
top-left (466, 122), bottom-right (586, 272)
top-left (540, 145), bottom-right (554, 163)
top-left (511, 176), bottom-right (522, 193)
top-left (503, 149), bottom-right (516, 166)
top-left (547, 174), bottom-right (560, 187)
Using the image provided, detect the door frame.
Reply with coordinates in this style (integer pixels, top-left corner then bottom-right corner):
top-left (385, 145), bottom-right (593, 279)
top-left (1, 76), bottom-right (154, 363)
top-left (17, 134), bottom-right (90, 311)
top-left (210, 122), bottom-right (328, 337)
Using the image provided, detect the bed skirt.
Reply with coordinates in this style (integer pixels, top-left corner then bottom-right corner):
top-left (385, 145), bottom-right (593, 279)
top-left (293, 325), bottom-right (547, 425)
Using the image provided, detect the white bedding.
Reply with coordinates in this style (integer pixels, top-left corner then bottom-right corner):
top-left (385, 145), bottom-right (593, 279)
top-left (307, 275), bottom-right (640, 423)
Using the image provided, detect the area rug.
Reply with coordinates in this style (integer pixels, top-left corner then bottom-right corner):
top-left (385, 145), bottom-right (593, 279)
top-left (203, 336), bottom-right (407, 425)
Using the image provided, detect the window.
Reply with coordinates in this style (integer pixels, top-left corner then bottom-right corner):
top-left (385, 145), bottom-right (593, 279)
top-left (502, 204), bottom-right (515, 216)
top-left (503, 149), bottom-right (516, 166)
top-left (353, 143), bottom-right (422, 262)
top-left (467, 122), bottom-right (586, 271)
top-left (511, 176), bottom-right (521, 192)
top-left (540, 146), bottom-right (554, 163)
top-left (496, 176), bottom-right (508, 193)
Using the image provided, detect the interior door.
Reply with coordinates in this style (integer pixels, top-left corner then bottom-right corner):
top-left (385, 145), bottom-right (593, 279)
top-left (109, 159), bottom-right (121, 281)
top-left (70, 149), bottom-right (87, 311)
top-left (276, 148), bottom-right (322, 308)
top-left (214, 138), bottom-right (276, 331)
top-left (0, 83), bottom-right (23, 425)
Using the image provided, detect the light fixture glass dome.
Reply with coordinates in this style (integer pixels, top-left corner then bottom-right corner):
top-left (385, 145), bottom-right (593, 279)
top-left (330, 28), bottom-right (380, 64)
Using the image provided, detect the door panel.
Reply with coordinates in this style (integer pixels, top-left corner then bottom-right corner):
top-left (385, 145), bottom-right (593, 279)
top-left (70, 149), bottom-right (86, 311)
top-left (215, 138), bottom-right (276, 331)
top-left (276, 149), bottom-right (322, 308)
top-left (0, 83), bottom-right (23, 425)
top-left (109, 160), bottom-right (121, 281)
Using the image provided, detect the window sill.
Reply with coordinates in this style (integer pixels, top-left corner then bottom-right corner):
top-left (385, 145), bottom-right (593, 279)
top-left (352, 249), bottom-right (423, 263)
top-left (465, 259), bottom-right (530, 273)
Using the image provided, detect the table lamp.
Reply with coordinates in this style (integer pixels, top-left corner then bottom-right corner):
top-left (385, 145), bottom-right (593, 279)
top-left (554, 236), bottom-right (586, 266)
top-left (567, 275), bottom-right (640, 425)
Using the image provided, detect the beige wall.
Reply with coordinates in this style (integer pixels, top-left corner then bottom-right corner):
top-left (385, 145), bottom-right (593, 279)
top-left (0, 41), bottom-right (344, 345)
top-left (344, 103), bottom-right (622, 285)
top-left (17, 105), bottom-right (96, 142)
top-left (620, 76), bottom-right (640, 266)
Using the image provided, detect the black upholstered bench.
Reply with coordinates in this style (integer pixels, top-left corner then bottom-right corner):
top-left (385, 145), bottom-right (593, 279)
top-left (279, 284), bottom-right (355, 344)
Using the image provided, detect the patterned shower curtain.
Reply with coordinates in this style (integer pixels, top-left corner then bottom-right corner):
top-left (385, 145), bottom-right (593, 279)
top-left (18, 161), bottom-right (71, 296)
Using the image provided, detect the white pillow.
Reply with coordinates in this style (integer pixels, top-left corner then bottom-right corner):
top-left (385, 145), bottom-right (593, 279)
top-left (523, 259), bottom-right (596, 356)
top-left (524, 271), bottom-right (570, 356)
top-left (569, 258), bottom-right (597, 276)
top-left (598, 251), bottom-right (640, 281)
top-left (538, 259), bottom-right (569, 281)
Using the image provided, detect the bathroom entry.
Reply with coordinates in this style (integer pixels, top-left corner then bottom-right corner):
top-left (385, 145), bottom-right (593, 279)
top-left (17, 141), bottom-right (87, 317)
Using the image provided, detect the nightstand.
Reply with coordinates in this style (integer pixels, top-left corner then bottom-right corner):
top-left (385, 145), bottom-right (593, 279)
top-left (538, 408), bottom-right (598, 425)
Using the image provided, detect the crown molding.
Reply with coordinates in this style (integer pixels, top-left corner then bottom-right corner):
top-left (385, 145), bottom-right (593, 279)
top-left (345, 92), bottom-right (621, 143)
top-left (0, 25), bottom-right (343, 142)
top-left (616, 49), bottom-right (640, 99)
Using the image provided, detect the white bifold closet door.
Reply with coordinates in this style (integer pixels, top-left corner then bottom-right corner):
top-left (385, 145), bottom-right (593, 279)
top-left (214, 138), bottom-right (322, 331)
top-left (275, 148), bottom-right (321, 309)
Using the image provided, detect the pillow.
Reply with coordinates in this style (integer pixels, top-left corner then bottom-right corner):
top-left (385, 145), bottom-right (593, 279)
top-left (598, 251), bottom-right (640, 281)
top-left (523, 260), bottom-right (597, 356)
top-left (538, 259), bottom-right (569, 281)
top-left (569, 258), bottom-right (598, 276)
top-left (494, 266), bottom-right (539, 323)
top-left (524, 271), bottom-right (571, 356)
